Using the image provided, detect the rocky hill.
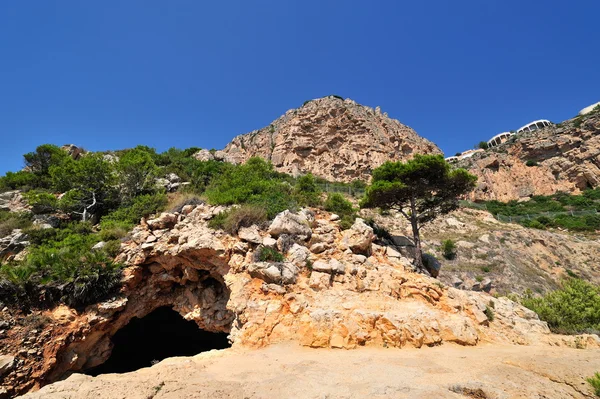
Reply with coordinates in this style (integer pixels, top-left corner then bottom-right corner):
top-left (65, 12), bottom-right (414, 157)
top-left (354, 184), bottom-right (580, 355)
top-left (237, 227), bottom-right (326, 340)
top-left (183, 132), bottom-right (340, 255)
top-left (222, 96), bottom-right (441, 182)
top-left (459, 109), bottom-right (600, 201)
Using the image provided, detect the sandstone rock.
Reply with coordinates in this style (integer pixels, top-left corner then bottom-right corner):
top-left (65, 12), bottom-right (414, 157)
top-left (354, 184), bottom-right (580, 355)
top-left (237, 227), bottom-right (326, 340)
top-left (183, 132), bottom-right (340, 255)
top-left (238, 225), bottom-right (262, 244)
top-left (147, 213), bottom-right (178, 230)
top-left (309, 242), bottom-right (329, 254)
top-left (247, 262), bottom-right (298, 285)
top-left (311, 261), bottom-right (332, 273)
top-left (422, 253), bottom-right (441, 278)
top-left (341, 219), bottom-right (375, 255)
top-left (0, 355), bottom-right (14, 377)
top-left (309, 271), bottom-right (331, 290)
top-left (262, 236), bottom-right (277, 249)
top-left (268, 210), bottom-right (312, 239)
top-left (329, 214), bottom-right (340, 221)
top-left (287, 243), bottom-right (310, 267)
top-left (0, 229), bottom-right (29, 258)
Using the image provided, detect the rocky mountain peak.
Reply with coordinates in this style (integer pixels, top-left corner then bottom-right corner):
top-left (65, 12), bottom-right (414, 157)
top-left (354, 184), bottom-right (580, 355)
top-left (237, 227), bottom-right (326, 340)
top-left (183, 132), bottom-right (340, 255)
top-left (223, 96), bottom-right (441, 182)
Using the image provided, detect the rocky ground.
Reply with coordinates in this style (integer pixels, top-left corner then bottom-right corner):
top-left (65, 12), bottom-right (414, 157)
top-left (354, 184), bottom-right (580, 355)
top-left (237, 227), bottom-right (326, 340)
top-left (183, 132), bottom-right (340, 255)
top-left (222, 96), bottom-right (441, 182)
top-left (459, 110), bottom-right (600, 201)
top-left (361, 207), bottom-right (600, 295)
top-left (2, 203), bottom-right (598, 397)
top-left (20, 343), bottom-right (600, 399)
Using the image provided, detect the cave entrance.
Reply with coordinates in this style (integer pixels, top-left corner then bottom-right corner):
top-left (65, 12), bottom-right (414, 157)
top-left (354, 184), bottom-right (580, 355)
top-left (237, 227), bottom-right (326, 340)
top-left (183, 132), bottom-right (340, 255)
top-left (86, 306), bottom-right (230, 375)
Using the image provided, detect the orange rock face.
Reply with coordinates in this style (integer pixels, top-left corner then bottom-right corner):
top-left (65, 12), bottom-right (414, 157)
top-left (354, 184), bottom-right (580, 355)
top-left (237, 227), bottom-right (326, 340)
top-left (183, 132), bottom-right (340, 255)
top-left (462, 112), bottom-right (600, 201)
top-left (222, 96), bottom-right (441, 182)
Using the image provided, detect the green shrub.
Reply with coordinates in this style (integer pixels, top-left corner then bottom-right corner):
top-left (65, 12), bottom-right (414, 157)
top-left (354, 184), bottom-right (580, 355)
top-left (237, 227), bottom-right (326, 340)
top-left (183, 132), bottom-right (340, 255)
top-left (441, 239), bottom-right (457, 260)
top-left (477, 141), bottom-right (489, 150)
top-left (587, 372), bottom-right (600, 396)
top-left (256, 246), bottom-right (285, 262)
top-left (208, 205), bottom-right (267, 234)
top-left (324, 193), bottom-right (354, 216)
top-left (521, 278), bottom-right (600, 334)
top-left (525, 160), bottom-right (538, 167)
top-left (24, 190), bottom-right (58, 214)
top-left (103, 240), bottom-right (122, 258)
top-left (484, 306), bottom-right (495, 322)
top-left (100, 192), bottom-right (168, 230)
top-left (0, 225), bottom-right (122, 309)
top-left (204, 157), bottom-right (296, 218)
top-left (293, 174), bottom-right (322, 207)
top-left (0, 171), bottom-right (39, 191)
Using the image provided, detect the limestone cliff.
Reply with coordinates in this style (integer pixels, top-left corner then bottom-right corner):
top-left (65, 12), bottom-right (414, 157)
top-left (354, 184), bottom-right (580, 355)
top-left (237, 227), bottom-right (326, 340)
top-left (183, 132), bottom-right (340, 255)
top-left (460, 110), bottom-right (600, 201)
top-left (222, 96), bottom-right (441, 182)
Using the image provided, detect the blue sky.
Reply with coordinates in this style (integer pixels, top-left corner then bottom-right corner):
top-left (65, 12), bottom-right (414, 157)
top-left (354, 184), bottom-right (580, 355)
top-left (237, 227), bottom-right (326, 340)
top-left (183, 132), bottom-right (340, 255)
top-left (1, 1), bottom-right (599, 174)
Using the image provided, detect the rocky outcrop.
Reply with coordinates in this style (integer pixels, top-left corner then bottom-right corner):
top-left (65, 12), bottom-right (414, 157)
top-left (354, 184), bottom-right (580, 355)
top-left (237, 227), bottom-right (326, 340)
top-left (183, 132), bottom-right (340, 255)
top-left (460, 111), bottom-right (600, 201)
top-left (0, 191), bottom-right (27, 213)
top-left (222, 96), bottom-right (441, 182)
top-left (1, 205), bottom-right (597, 397)
top-left (363, 207), bottom-right (600, 294)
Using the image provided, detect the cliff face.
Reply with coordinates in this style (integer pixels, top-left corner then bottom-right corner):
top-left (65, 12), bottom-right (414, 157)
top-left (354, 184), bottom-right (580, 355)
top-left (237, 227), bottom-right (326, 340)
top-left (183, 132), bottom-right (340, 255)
top-left (222, 96), bottom-right (441, 182)
top-left (460, 111), bottom-right (600, 201)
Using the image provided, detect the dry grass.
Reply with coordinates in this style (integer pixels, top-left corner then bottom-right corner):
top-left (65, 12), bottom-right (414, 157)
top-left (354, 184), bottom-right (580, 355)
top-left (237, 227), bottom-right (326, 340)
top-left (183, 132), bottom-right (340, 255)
top-left (167, 192), bottom-right (205, 213)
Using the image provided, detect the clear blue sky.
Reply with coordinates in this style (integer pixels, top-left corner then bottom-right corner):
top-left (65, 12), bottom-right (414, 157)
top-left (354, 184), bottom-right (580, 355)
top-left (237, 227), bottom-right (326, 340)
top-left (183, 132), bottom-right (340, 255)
top-left (1, 1), bottom-right (599, 174)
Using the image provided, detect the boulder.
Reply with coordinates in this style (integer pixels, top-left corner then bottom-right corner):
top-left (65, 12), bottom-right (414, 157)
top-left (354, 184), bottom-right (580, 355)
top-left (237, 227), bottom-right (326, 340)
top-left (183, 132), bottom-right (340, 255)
top-left (262, 236), bottom-right (277, 249)
top-left (0, 355), bottom-right (15, 377)
top-left (268, 210), bottom-right (312, 239)
top-left (309, 271), bottom-right (331, 290)
top-left (309, 242), bottom-right (329, 254)
top-left (147, 213), bottom-right (178, 230)
top-left (247, 262), bottom-right (298, 285)
top-left (238, 225), bottom-right (262, 244)
top-left (340, 218), bottom-right (375, 255)
top-left (287, 243), bottom-right (310, 267)
top-left (422, 253), bottom-right (441, 278)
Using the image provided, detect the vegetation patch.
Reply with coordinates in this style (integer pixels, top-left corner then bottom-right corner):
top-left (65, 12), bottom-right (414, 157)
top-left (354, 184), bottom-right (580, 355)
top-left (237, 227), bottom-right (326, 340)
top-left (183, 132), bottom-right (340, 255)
top-left (208, 205), bottom-right (267, 234)
top-left (520, 278), bottom-right (600, 335)
top-left (587, 372), bottom-right (600, 397)
top-left (255, 246), bottom-right (285, 262)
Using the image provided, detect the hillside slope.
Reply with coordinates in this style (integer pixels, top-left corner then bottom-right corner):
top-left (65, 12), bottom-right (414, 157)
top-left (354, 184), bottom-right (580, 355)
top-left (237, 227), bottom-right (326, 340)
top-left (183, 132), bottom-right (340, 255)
top-left (459, 110), bottom-right (600, 201)
top-left (222, 96), bottom-right (441, 182)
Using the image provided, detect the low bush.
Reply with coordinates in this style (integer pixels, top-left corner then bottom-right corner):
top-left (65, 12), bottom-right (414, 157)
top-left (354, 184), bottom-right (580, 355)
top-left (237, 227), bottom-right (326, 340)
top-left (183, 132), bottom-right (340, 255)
top-left (587, 372), bottom-right (600, 396)
top-left (204, 157), bottom-right (296, 218)
top-left (208, 205), bottom-right (267, 234)
top-left (100, 192), bottom-right (168, 230)
top-left (441, 239), bottom-right (457, 260)
top-left (521, 278), bottom-right (600, 335)
top-left (525, 160), bottom-right (538, 167)
top-left (293, 174), bottom-right (322, 207)
top-left (0, 211), bottom-right (32, 237)
top-left (0, 225), bottom-right (122, 309)
top-left (24, 190), bottom-right (58, 214)
top-left (324, 193), bottom-right (356, 230)
top-left (255, 246), bottom-right (285, 262)
top-left (168, 193), bottom-right (205, 213)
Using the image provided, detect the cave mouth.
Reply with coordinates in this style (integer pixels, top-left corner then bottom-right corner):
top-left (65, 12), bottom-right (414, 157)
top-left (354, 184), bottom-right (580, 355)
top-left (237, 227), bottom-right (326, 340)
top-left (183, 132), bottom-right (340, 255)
top-left (85, 306), bottom-right (230, 376)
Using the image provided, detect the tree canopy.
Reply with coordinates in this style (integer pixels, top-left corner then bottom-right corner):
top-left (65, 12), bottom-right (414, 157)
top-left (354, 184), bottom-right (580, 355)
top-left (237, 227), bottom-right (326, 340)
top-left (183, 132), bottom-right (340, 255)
top-left (360, 154), bottom-right (477, 273)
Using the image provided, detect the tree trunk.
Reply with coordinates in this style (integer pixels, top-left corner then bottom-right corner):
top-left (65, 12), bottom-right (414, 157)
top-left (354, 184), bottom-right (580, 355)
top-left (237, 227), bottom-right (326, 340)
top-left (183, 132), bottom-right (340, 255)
top-left (409, 197), bottom-right (423, 270)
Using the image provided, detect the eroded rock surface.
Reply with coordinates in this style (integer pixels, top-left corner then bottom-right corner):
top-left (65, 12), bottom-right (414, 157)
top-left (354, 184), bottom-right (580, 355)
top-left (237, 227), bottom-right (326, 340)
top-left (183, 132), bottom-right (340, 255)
top-left (223, 96), bottom-right (441, 182)
top-left (1, 205), bottom-right (598, 398)
top-left (461, 111), bottom-right (600, 201)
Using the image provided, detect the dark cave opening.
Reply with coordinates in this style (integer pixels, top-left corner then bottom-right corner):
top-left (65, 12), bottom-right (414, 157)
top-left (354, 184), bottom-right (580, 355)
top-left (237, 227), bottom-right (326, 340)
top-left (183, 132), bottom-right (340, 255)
top-left (85, 306), bottom-right (230, 376)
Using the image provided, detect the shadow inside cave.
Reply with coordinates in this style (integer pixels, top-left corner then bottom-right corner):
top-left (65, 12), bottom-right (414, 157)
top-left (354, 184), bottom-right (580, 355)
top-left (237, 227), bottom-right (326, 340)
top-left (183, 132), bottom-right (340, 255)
top-left (85, 306), bottom-right (230, 376)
